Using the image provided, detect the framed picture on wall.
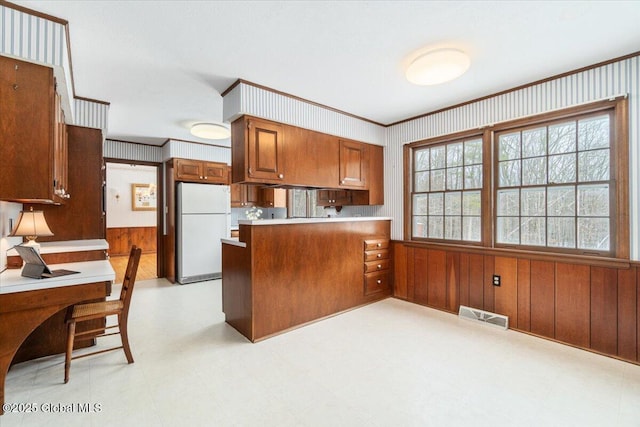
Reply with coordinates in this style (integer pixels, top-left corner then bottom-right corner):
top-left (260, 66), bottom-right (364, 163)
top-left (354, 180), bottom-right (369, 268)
top-left (131, 183), bottom-right (157, 211)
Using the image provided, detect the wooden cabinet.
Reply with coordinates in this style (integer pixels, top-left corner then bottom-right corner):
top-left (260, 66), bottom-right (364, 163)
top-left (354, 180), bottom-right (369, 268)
top-left (317, 189), bottom-right (352, 206)
top-left (231, 115), bottom-right (383, 205)
top-left (0, 55), bottom-right (68, 203)
top-left (174, 158), bottom-right (228, 184)
top-left (259, 188), bottom-right (287, 208)
top-left (363, 238), bottom-right (390, 296)
top-left (230, 182), bottom-right (259, 208)
top-left (339, 139), bottom-right (367, 189)
top-left (232, 116), bottom-right (285, 184)
top-left (25, 126), bottom-right (105, 241)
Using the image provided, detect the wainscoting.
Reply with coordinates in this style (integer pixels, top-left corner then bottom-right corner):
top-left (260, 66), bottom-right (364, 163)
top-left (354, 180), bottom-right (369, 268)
top-left (392, 241), bottom-right (639, 364)
top-left (106, 226), bottom-right (157, 256)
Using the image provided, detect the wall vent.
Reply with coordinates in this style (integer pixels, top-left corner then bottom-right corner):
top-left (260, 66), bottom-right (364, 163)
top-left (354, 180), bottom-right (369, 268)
top-left (458, 305), bottom-right (509, 330)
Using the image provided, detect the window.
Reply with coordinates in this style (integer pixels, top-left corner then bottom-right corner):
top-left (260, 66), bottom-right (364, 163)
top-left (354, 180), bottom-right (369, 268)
top-left (406, 99), bottom-right (628, 258)
top-left (288, 189), bottom-right (323, 218)
top-left (411, 135), bottom-right (484, 242)
top-left (495, 112), bottom-right (613, 252)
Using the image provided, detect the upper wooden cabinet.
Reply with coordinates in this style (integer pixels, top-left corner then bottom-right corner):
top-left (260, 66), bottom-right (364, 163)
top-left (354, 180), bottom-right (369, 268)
top-left (174, 158), bottom-right (228, 184)
top-left (338, 139), bottom-right (367, 189)
top-left (231, 115), bottom-right (383, 205)
top-left (0, 55), bottom-right (68, 203)
top-left (259, 188), bottom-right (287, 208)
top-left (232, 116), bottom-right (285, 184)
top-left (230, 182), bottom-right (259, 208)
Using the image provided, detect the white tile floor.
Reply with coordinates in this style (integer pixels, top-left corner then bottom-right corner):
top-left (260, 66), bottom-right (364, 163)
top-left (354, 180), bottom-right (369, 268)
top-left (4, 278), bottom-right (640, 426)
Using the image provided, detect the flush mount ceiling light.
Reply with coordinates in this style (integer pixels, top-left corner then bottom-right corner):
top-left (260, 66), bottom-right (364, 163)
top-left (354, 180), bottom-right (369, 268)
top-left (406, 48), bottom-right (470, 85)
top-left (190, 122), bottom-right (231, 140)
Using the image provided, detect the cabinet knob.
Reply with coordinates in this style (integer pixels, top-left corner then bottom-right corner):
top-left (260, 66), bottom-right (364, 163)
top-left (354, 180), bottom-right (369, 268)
top-left (377, 253), bottom-right (382, 258)
top-left (377, 279), bottom-right (382, 284)
top-left (278, 174), bottom-right (284, 179)
top-left (12, 84), bottom-right (18, 90)
top-left (204, 176), bottom-right (208, 179)
top-left (341, 180), bottom-right (345, 184)
top-left (377, 243), bottom-right (382, 247)
top-left (377, 264), bottom-right (382, 269)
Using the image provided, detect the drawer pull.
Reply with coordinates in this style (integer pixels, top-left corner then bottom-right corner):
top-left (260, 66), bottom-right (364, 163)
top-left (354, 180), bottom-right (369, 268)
top-left (377, 253), bottom-right (382, 258)
top-left (377, 264), bottom-right (382, 269)
top-left (377, 243), bottom-right (382, 247)
top-left (377, 279), bottom-right (382, 284)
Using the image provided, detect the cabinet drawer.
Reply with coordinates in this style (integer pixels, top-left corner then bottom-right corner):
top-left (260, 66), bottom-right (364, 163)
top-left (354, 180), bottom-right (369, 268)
top-left (364, 249), bottom-right (389, 262)
top-left (364, 239), bottom-right (389, 251)
top-left (364, 271), bottom-right (389, 295)
top-left (364, 259), bottom-right (390, 273)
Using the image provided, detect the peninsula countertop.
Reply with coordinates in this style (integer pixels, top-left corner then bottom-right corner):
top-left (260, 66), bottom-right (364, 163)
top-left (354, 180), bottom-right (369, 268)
top-left (237, 216), bottom-right (392, 226)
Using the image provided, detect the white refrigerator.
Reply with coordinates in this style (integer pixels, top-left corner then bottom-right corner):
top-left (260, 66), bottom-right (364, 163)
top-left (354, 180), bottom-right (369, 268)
top-left (176, 182), bottom-right (230, 284)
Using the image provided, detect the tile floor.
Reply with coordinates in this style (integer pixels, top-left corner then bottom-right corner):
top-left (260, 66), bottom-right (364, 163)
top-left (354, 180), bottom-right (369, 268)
top-left (4, 278), bottom-right (640, 426)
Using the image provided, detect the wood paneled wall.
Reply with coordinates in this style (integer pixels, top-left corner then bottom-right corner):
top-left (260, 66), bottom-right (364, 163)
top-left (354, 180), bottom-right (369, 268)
top-left (106, 226), bottom-right (156, 256)
top-left (392, 241), bottom-right (639, 364)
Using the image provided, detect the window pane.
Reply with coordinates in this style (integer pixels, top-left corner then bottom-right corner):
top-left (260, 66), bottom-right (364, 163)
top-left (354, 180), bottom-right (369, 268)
top-left (464, 139), bottom-right (482, 164)
top-left (499, 160), bottom-right (521, 186)
top-left (447, 167), bottom-right (463, 190)
top-left (522, 127), bottom-right (547, 158)
top-left (577, 184), bottom-right (609, 216)
top-left (548, 153), bottom-right (576, 183)
top-left (547, 186), bottom-right (575, 216)
top-left (445, 217), bottom-right (462, 240)
top-left (497, 217), bottom-right (520, 244)
top-left (521, 188), bottom-right (545, 216)
top-left (521, 217), bottom-right (546, 246)
top-left (578, 218), bottom-right (610, 250)
top-left (445, 192), bottom-right (461, 215)
top-left (499, 132), bottom-right (520, 160)
top-left (447, 142), bottom-right (463, 167)
top-left (428, 193), bottom-right (444, 215)
top-left (464, 165), bottom-right (482, 189)
top-left (430, 169), bottom-right (445, 191)
top-left (463, 216), bottom-right (481, 241)
top-left (414, 171), bottom-right (430, 192)
top-left (522, 157), bottom-right (546, 186)
top-left (548, 217), bottom-right (576, 248)
top-left (430, 145), bottom-right (445, 169)
top-left (548, 122), bottom-right (576, 154)
top-left (578, 149), bottom-right (609, 182)
top-left (428, 216), bottom-right (443, 239)
top-left (462, 191), bottom-right (481, 216)
top-left (414, 148), bottom-right (430, 171)
top-left (578, 115), bottom-right (609, 150)
top-left (497, 189), bottom-right (519, 216)
top-left (413, 194), bottom-right (428, 215)
top-left (413, 216), bottom-right (428, 238)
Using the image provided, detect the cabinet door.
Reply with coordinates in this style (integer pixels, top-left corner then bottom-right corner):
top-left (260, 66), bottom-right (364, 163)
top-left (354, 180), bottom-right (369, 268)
top-left (230, 182), bottom-right (244, 207)
top-left (247, 118), bottom-right (285, 182)
top-left (0, 56), bottom-right (56, 202)
top-left (259, 188), bottom-right (287, 208)
top-left (339, 139), bottom-right (367, 189)
top-left (202, 162), bottom-right (228, 184)
top-left (175, 159), bottom-right (203, 181)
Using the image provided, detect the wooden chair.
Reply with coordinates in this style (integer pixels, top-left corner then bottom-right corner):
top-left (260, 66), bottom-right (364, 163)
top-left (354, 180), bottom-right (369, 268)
top-left (64, 245), bottom-right (142, 383)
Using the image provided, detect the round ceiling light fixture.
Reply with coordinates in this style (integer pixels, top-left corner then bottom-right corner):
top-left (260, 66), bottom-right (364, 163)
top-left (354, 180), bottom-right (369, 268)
top-left (190, 122), bottom-right (231, 140)
top-left (406, 48), bottom-right (470, 85)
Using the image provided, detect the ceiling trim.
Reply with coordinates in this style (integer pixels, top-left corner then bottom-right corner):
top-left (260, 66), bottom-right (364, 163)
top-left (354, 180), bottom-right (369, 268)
top-left (221, 78), bottom-right (386, 127)
top-left (165, 137), bottom-right (231, 150)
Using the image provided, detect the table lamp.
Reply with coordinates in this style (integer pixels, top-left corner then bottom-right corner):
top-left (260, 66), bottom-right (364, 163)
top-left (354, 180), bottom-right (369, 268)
top-left (9, 207), bottom-right (54, 251)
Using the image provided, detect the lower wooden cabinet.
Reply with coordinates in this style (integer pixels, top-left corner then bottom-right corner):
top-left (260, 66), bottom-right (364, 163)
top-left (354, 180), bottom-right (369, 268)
top-left (363, 238), bottom-right (390, 296)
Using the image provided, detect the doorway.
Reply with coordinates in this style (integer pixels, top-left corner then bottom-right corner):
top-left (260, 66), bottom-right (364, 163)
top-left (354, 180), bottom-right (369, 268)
top-left (105, 161), bottom-right (160, 283)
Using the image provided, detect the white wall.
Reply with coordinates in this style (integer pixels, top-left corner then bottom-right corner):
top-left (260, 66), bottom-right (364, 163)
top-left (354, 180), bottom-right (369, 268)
top-left (106, 163), bottom-right (157, 228)
top-left (0, 201), bottom-right (23, 270)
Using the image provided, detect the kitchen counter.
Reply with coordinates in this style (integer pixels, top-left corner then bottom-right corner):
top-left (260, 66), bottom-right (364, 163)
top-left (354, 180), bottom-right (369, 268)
top-left (238, 216), bottom-right (392, 226)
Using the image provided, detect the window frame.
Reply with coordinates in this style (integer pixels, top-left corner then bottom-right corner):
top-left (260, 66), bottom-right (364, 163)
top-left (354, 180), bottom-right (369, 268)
top-left (404, 97), bottom-right (629, 259)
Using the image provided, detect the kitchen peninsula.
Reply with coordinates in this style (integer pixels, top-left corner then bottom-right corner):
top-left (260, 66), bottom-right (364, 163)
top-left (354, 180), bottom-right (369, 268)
top-left (222, 217), bottom-right (391, 342)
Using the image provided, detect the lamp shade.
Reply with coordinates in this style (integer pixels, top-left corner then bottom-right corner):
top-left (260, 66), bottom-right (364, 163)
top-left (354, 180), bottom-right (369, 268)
top-left (10, 207), bottom-right (54, 246)
top-left (190, 122), bottom-right (231, 140)
top-left (406, 48), bottom-right (470, 85)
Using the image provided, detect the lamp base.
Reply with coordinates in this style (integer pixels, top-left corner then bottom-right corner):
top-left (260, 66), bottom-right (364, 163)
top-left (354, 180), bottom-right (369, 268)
top-left (21, 238), bottom-right (41, 253)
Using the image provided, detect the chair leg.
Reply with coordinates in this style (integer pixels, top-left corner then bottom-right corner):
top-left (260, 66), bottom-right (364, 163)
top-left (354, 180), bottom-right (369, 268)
top-left (119, 314), bottom-right (134, 364)
top-left (64, 321), bottom-right (76, 384)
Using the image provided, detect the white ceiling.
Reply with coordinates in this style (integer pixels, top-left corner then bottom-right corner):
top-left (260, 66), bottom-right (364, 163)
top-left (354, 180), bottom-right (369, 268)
top-left (14, 1), bottom-right (640, 146)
